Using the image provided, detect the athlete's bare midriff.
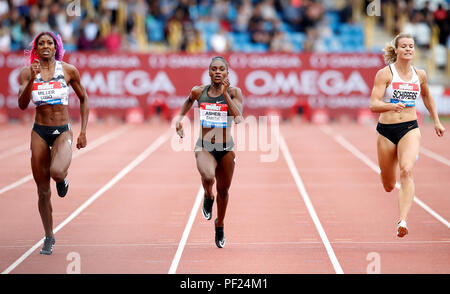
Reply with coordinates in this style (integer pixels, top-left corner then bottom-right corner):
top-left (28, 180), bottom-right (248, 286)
top-left (200, 127), bottom-right (232, 144)
top-left (378, 106), bottom-right (417, 124)
top-left (35, 104), bottom-right (69, 126)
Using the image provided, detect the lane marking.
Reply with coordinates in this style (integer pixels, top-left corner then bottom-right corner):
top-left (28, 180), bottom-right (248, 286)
top-left (168, 185), bottom-right (204, 274)
top-left (279, 133), bottom-right (344, 274)
top-left (0, 125), bottom-right (129, 196)
top-left (420, 146), bottom-right (450, 167)
top-left (1, 129), bottom-right (171, 274)
top-left (0, 144), bottom-right (28, 160)
top-left (320, 126), bottom-right (450, 229)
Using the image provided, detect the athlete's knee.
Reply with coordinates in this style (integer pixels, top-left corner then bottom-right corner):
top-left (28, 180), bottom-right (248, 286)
top-left (216, 186), bottom-right (230, 197)
top-left (201, 173), bottom-right (215, 186)
top-left (37, 186), bottom-right (51, 201)
top-left (50, 166), bottom-right (66, 182)
top-left (382, 182), bottom-right (395, 192)
top-left (399, 164), bottom-right (414, 180)
top-left (380, 173), bottom-right (395, 192)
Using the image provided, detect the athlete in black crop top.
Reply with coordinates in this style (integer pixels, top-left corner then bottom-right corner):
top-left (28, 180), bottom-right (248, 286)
top-left (175, 56), bottom-right (243, 248)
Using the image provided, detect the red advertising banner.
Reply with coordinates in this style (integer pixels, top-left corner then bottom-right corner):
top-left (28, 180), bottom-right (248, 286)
top-left (0, 52), bottom-right (385, 120)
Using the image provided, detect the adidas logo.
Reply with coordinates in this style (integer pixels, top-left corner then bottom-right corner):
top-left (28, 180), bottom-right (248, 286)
top-left (52, 130), bottom-right (60, 135)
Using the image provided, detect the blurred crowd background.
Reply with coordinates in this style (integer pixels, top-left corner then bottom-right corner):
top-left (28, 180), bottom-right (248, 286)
top-left (0, 0), bottom-right (448, 84)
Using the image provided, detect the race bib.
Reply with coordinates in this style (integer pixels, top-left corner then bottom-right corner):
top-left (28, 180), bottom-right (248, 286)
top-left (390, 82), bottom-right (419, 107)
top-left (200, 103), bottom-right (228, 128)
top-left (32, 81), bottom-right (64, 106)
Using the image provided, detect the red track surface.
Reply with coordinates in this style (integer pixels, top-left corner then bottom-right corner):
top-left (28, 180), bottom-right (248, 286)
top-left (0, 120), bottom-right (449, 274)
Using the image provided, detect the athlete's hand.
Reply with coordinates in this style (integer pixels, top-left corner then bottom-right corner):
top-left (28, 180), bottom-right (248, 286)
top-left (76, 132), bottom-right (87, 149)
top-left (392, 102), bottom-right (406, 113)
top-left (434, 122), bottom-right (446, 137)
top-left (222, 77), bottom-right (230, 95)
top-left (30, 59), bottom-right (40, 78)
top-left (176, 120), bottom-right (184, 138)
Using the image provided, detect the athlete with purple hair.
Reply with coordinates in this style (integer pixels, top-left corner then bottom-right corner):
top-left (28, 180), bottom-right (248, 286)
top-left (18, 32), bottom-right (89, 255)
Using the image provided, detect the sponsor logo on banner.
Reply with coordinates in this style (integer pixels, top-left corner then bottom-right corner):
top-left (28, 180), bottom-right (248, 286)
top-left (1, 52), bottom-right (390, 119)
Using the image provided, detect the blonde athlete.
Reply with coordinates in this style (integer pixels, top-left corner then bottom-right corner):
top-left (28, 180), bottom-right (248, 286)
top-left (369, 33), bottom-right (445, 237)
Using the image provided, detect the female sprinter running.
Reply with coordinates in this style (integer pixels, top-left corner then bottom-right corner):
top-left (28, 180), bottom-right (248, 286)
top-left (369, 33), bottom-right (445, 237)
top-left (175, 56), bottom-right (243, 248)
top-left (18, 32), bottom-right (89, 254)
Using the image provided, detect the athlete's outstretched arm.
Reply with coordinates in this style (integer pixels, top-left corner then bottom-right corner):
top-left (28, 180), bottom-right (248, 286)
top-left (176, 86), bottom-right (202, 138)
top-left (369, 67), bottom-right (405, 113)
top-left (66, 64), bottom-right (89, 148)
top-left (418, 69), bottom-right (445, 137)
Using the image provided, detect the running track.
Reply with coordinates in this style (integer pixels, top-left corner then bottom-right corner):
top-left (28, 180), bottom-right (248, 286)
top-left (0, 119), bottom-right (448, 274)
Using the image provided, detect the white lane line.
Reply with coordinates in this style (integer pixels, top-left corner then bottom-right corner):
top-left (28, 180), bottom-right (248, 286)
top-left (1, 129), bottom-right (171, 274)
top-left (320, 126), bottom-right (450, 229)
top-left (420, 146), bottom-right (450, 167)
top-left (0, 125), bottom-right (129, 196)
top-left (279, 133), bottom-right (344, 274)
top-left (0, 144), bottom-right (28, 160)
top-left (168, 185), bottom-right (204, 274)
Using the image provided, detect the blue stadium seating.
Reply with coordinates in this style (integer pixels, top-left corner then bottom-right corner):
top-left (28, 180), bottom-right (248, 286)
top-left (146, 18), bottom-right (164, 42)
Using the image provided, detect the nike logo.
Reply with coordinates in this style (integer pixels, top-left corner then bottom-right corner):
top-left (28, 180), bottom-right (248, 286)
top-left (408, 125), bottom-right (414, 129)
top-left (216, 100), bottom-right (225, 104)
top-left (52, 130), bottom-right (60, 135)
top-left (224, 146), bottom-right (232, 150)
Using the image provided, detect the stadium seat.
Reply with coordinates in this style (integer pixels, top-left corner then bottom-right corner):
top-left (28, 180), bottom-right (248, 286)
top-left (325, 11), bottom-right (341, 33)
top-left (287, 32), bottom-right (305, 52)
top-left (195, 20), bottom-right (219, 35)
top-left (322, 36), bottom-right (342, 52)
top-left (279, 21), bottom-right (293, 33)
top-left (64, 43), bottom-right (77, 52)
top-left (232, 32), bottom-right (251, 44)
top-left (146, 18), bottom-right (164, 42)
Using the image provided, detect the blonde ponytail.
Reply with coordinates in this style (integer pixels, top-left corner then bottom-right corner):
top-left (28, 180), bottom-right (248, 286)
top-left (383, 43), bottom-right (397, 64)
top-left (382, 33), bottom-right (414, 65)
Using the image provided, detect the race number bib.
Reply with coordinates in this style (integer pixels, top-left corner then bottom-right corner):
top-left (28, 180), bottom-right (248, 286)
top-left (200, 103), bottom-right (228, 128)
top-left (390, 82), bottom-right (419, 107)
top-left (32, 81), bottom-right (64, 106)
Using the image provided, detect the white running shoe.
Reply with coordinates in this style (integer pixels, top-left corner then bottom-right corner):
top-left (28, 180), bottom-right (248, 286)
top-left (396, 220), bottom-right (408, 238)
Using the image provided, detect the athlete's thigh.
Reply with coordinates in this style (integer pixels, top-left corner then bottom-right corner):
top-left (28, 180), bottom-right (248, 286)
top-left (30, 131), bottom-right (51, 185)
top-left (50, 130), bottom-right (73, 171)
top-left (377, 134), bottom-right (397, 181)
top-left (215, 151), bottom-right (235, 189)
top-left (397, 128), bottom-right (421, 168)
top-left (195, 149), bottom-right (217, 179)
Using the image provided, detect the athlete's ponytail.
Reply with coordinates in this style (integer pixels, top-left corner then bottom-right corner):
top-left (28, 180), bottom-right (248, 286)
top-left (382, 33), bottom-right (414, 64)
